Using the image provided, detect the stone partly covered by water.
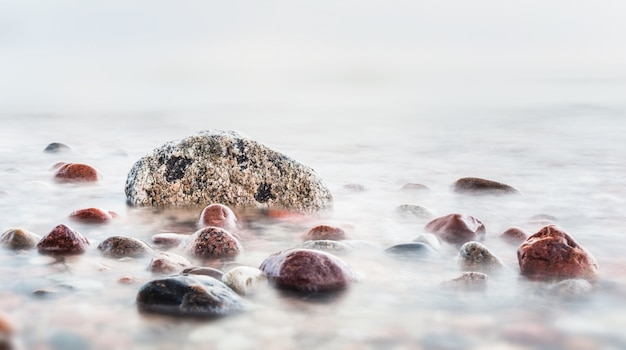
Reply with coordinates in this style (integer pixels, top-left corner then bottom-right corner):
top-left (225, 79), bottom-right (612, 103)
top-left (395, 204), bottom-right (433, 219)
top-left (517, 225), bottom-right (600, 282)
top-left (53, 163), bottom-right (100, 183)
top-left (458, 241), bottom-right (506, 273)
top-left (97, 236), bottom-right (153, 258)
top-left (222, 266), bottom-right (267, 295)
top-left (412, 233), bottom-right (441, 251)
top-left (385, 242), bottom-right (438, 260)
top-left (69, 208), bottom-right (117, 224)
top-left (302, 225), bottom-right (346, 241)
top-left (125, 130), bottom-right (333, 212)
top-left (182, 267), bottom-right (225, 280)
top-left (149, 252), bottom-right (192, 274)
top-left (151, 233), bottom-right (187, 248)
top-left (0, 228), bottom-right (41, 250)
top-left (499, 226), bottom-right (529, 245)
top-left (259, 248), bottom-right (357, 292)
top-left (425, 213), bottom-right (486, 245)
top-left (440, 272), bottom-right (489, 292)
top-left (36, 224), bottom-right (90, 255)
top-left (185, 227), bottom-right (242, 259)
top-left (452, 177), bottom-right (518, 194)
top-left (136, 275), bottom-right (244, 317)
top-left (546, 279), bottom-right (594, 300)
top-left (299, 240), bottom-right (352, 254)
top-left (43, 142), bottom-right (72, 153)
top-left (198, 203), bottom-right (238, 232)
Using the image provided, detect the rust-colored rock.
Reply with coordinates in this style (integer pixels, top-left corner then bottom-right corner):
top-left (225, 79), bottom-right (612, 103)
top-left (453, 177), bottom-right (517, 194)
top-left (517, 225), bottom-right (599, 282)
top-left (36, 224), bottom-right (90, 255)
top-left (425, 213), bottom-right (486, 245)
top-left (303, 225), bottom-right (346, 241)
top-left (69, 208), bottom-right (116, 224)
top-left (259, 248), bottom-right (357, 292)
top-left (54, 163), bottom-right (99, 182)
top-left (198, 203), bottom-right (238, 231)
top-left (98, 236), bottom-right (153, 258)
top-left (149, 252), bottom-right (191, 274)
top-left (499, 226), bottom-right (529, 245)
top-left (186, 227), bottom-right (242, 258)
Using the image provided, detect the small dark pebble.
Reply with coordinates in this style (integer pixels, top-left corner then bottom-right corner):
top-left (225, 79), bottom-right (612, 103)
top-left (181, 267), bottom-right (224, 280)
top-left (54, 163), bottom-right (99, 183)
top-left (385, 242), bottom-right (438, 260)
top-left (453, 177), bottom-right (518, 194)
top-left (69, 208), bottom-right (116, 224)
top-left (1, 228), bottom-right (41, 250)
top-left (425, 213), bottom-right (486, 245)
top-left (303, 225), bottom-right (346, 241)
top-left (186, 227), bottom-right (242, 259)
top-left (43, 142), bottom-right (72, 153)
top-left (98, 236), bottom-right (153, 258)
top-left (36, 224), bottom-right (90, 255)
top-left (136, 275), bottom-right (244, 318)
top-left (395, 204), bottom-right (433, 219)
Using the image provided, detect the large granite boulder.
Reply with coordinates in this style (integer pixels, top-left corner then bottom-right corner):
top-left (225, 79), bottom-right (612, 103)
top-left (125, 130), bottom-right (332, 213)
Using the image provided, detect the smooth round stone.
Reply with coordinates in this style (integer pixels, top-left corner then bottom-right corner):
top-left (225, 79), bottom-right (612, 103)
top-left (185, 227), bottom-right (242, 259)
top-left (412, 233), bottom-right (441, 251)
top-left (151, 233), bottom-right (187, 248)
top-left (181, 267), bottom-right (224, 280)
top-left (54, 163), bottom-right (100, 182)
top-left (499, 226), bottom-right (529, 245)
top-left (222, 266), bottom-right (267, 295)
top-left (124, 129), bottom-right (332, 213)
top-left (300, 240), bottom-right (352, 254)
top-left (149, 252), bottom-right (192, 274)
top-left (400, 183), bottom-right (429, 191)
top-left (69, 207), bottom-right (116, 224)
top-left (36, 224), bottom-right (89, 255)
top-left (425, 213), bottom-right (486, 245)
top-left (518, 225), bottom-right (599, 282)
top-left (198, 203), bottom-right (238, 232)
top-left (302, 225), bottom-right (346, 241)
top-left (440, 272), bottom-right (489, 291)
top-left (0, 228), bottom-right (41, 250)
top-left (452, 177), bottom-right (518, 194)
top-left (97, 236), bottom-right (153, 258)
top-left (136, 275), bottom-right (244, 317)
top-left (43, 142), bottom-right (71, 153)
top-left (259, 249), bottom-right (358, 292)
top-left (385, 242), bottom-right (438, 260)
top-left (395, 204), bottom-right (433, 219)
top-left (459, 241), bottom-right (506, 273)
top-left (546, 279), bottom-right (593, 300)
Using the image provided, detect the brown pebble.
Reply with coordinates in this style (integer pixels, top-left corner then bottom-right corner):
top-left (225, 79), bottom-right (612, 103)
top-left (69, 208), bottom-right (116, 224)
top-left (198, 203), bottom-right (238, 231)
top-left (0, 228), bottom-right (41, 250)
top-left (36, 224), bottom-right (90, 255)
top-left (149, 252), bottom-right (192, 274)
top-left (517, 225), bottom-right (599, 282)
top-left (98, 236), bottom-right (153, 258)
top-left (440, 272), bottom-right (488, 291)
top-left (186, 227), bottom-right (242, 258)
top-left (453, 177), bottom-right (518, 194)
top-left (54, 163), bottom-right (100, 182)
top-left (117, 276), bottom-right (137, 284)
top-left (499, 226), bottom-right (529, 245)
top-left (303, 225), bottom-right (346, 241)
top-left (151, 233), bottom-right (187, 248)
top-left (425, 213), bottom-right (486, 245)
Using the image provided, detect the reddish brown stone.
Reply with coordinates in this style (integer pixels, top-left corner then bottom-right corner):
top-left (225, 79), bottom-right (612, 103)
top-left (98, 236), bottom-right (153, 258)
top-left (259, 248), bottom-right (357, 292)
top-left (149, 252), bottom-right (191, 274)
top-left (36, 224), bottom-right (90, 255)
top-left (500, 226), bottom-right (529, 245)
top-left (186, 227), bottom-right (242, 258)
top-left (303, 225), bottom-right (346, 241)
top-left (69, 208), bottom-right (116, 224)
top-left (151, 233), bottom-right (186, 248)
top-left (453, 177), bottom-right (518, 194)
top-left (517, 225), bottom-right (599, 282)
top-left (54, 163), bottom-right (100, 182)
top-left (424, 214), bottom-right (486, 245)
top-left (198, 203), bottom-right (238, 231)
top-left (440, 272), bottom-right (488, 291)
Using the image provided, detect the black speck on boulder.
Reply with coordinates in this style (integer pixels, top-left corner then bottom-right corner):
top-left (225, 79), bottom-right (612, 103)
top-left (453, 177), bottom-right (518, 194)
top-left (125, 130), bottom-right (332, 213)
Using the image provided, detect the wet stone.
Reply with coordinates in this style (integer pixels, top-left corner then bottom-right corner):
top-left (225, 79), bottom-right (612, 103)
top-left (546, 279), bottom-right (593, 300)
top-left (459, 241), bottom-right (506, 273)
top-left (149, 252), bottom-right (192, 274)
top-left (36, 224), bottom-right (90, 255)
top-left (222, 266), bottom-right (267, 295)
top-left (453, 177), bottom-right (518, 194)
top-left (136, 275), bottom-right (244, 318)
top-left (151, 233), bottom-right (187, 248)
top-left (125, 129), bottom-right (333, 213)
top-left (0, 228), bottom-right (41, 250)
top-left (303, 225), bottom-right (346, 241)
top-left (395, 204), bottom-right (433, 219)
top-left (412, 233), bottom-right (441, 251)
top-left (385, 242), bottom-right (438, 260)
top-left (517, 225), bottom-right (600, 282)
top-left (400, 183), bottom-right (429, 191)
top-left (185, 227), bottom-right (242, 259)
top-left (425, 213), bottom-right (486, 245)
top-left (182, 267), bottom-right (224, 280)
top-left (300, 240), bottom-right (352, 254)
top-left (499, 226), bottom-right (529, 245)
top-left (98, 236), bottom-right (153, 258)
top-left (69, 207), bottom-right (116, 224)
top-left (259, 249), bottom-right (358, 293)
top-left (54, 163), bottom-right (100, 183)
top-left (198, 203), bottom-right (238, 232)
top-left (43, 142), bottom-right (71, 153)
top-left (440, 272), bottom-right (489, 292)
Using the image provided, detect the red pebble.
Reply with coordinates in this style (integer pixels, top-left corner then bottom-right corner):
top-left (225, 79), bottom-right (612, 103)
top-left (303, 225), bottom-right (346, 241)
top-left (187, 227), bottom-right (242, 258)
top-left (54, 163), bottom-right (100, 182)
top-left (69, 208), bottom-right (116, 224)
top-left (425, 213), bottom-right (486, 245)
top-left (499, 226), bottom-right (529, 245)
top-left (36, 224), bottom-right (90, 255)
top-left (198, 203), bottom-right (238, 231)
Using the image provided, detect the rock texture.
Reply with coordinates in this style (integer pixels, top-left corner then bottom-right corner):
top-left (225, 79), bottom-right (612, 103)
top-left (36, 224), bottom-right (90, 255)
top-left (198, 203), bottom-right (238, 231)
top-left (136, 275), bottom-right (244, 317)
top-left (517, 225), bottom-right (599, 282)
top-left (185, 227), bottom-right (242, 259)
top-left (98, 236), bottom-right (153, 258)
top-left (441, 272), bottom-right (489, 291)
top-left (459, 241), bottom-right (506, 273)
top-left (149, 252), bottom-right (192, 274)
top-left (453, 177), bottom-right (518, 194)
top-left (69, 208), bottom-right (116, 224)
top-left (260, 249), bottom-right (357, 292)
top-left (54, 163), bottom-right (100, 182)
top-left (300, 240), bottom-right (352, 254)
top-left (303, 225), bottom-right (346, 241)
top-left (125, 130), bottom-right (332, 213)
top-left (499, 227), bottom-right (529, 245)
top-left (395, 204), bottom-right (433, 219)
top-left (1, 228), bottom-right (40, 250)
top-left (425, 213), bottom-right (486, 245)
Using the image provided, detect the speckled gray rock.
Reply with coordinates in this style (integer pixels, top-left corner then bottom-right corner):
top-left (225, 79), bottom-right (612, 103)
top-left (440, 272), bottom-right (489, 291)
top-left (1, 228), bottom-right (40, 250)
top-left (459, 241), bottom-right (506, 273)
top-left (97, 236), bottom-right (153, 258)
top-left (125, 130), bottom-right (333, 213)
top-left (300, 240), bottom-right (352, 254)
top-left (395, 204), bottom-right (433, 219)
top-left (222, 266), bottom-right (267, 295)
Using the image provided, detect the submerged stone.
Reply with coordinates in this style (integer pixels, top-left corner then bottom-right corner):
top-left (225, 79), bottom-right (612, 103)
top-left (547, 279), bottom-right (593, 300)
top-left (43, 142), bottom-right (71, 153)
top-left (151, 233), bottom-right (187, 248)
top-left (499, 226), bottom-right (529, 245)
top-left (453, 177), bottom-right (518, 194)
top-left (136, 275), bottom-right (244, 317)
top-left (400, 183), bottom-right (429, 191)
top-left (395, 204), bottom-right (433, 219)
top-left (36, 224), bottom-right (89, 255)
top-left (459, 241), bottom-right (506, 273)
top-left (303, 225), bottom-right (346, 241)
top-left (182, 267), bottom-right (224, 280)
top-left (69, 208), bottom-right (116, 224)
top-left (185, 227), bottom-right (242, 259)
top-left (149, 252), bottom-right (192, 274)
top-left (425, 213), bottom-right (486, 245)
top-left (0, 228), bottom-right (41, 250)
top-left (125, 130), bottom-right (332, 213)
top-left (222, 266), bottom-right (267, 295)
top-left (441, 272), bottom-right (488, 291)
top-left (198, 203), bottom-right (238, 232)
top-left (54, 163), bottom-right (100, 183)
top-left (385, 242), bottom-right (438, 260)
top-left (98, 236), bottom-right (153, 258)
top-left (300, 240), bottom-right (352, 254)
top-left (412, 234), bottom-right (441, 251)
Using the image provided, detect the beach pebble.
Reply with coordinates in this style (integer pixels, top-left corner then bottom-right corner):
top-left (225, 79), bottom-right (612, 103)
top-left (547, 279), bottom-right (593, 300)
top-left (222, 266), bottom-right (267, 295)
top-left (0, 228), bottom-right (41, 250)
top-left (136, 275), bottom-right (244, 317)
top-left (69, 207), bottom-right (117, 224)
top-left (452, 177), bottom-right (518, 194)
top-left (198, 203), bottom-right (238, 231)
top-left (97, 236), bottom-right (153, 258)
top-left (54, 163), bottom-right (100, 182)
top-left (149, 252), bottom-right (192, 274)
top-left (400, 183), bottom-right (429, 191)
top-left (259, 249), bottom-right (358, 292)
top-left (186, 227), bottom-right (242, 259)
top-left (499, 227), bottom-right (529, 245)
top-left (182, 267), bottom-right (224, 280)
top-left (300, 240), bottom-right (352, 254)
top-left (425, 213), bottom-right (486, 245)
top-left (395, 204), bottom-right (433, 219)
top-left (385, 242), bottom-right (438, 259)
top-left (517, 225), bottom-right (600, 282)
top-left (125, 129), bottom-right (332, 213)
top-left (302, 225), bottom-right (346, 241)
top-left (459, 241), bottom-right (506, 273)
top-left (412, 233), bottom-right (441, 250)
top-left (343, 183), bottom-right (367, 192)
top-left (440, 272), bottom-right (489, 291)
top-left (43, 142), bottom-right (71, 153)
top-left (151, 233), bottom-right (187, 248)
top-left (36, 224), bottom-right (90, 255)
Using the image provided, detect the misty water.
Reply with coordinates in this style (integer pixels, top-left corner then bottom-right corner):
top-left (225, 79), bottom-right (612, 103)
top-left (2, 1), bottom-right (626, 349)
